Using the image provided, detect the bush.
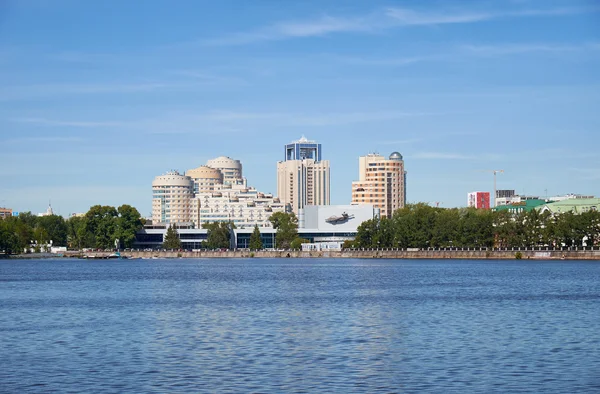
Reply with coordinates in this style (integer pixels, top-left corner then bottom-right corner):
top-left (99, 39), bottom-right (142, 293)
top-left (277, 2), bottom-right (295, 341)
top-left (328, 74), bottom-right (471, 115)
top-left (515, 251), bottom-right (523, 260)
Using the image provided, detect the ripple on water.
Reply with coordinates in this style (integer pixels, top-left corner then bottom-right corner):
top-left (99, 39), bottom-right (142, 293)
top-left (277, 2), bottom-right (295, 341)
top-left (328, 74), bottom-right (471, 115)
top-left (0, 258), bottom-right (599, 393)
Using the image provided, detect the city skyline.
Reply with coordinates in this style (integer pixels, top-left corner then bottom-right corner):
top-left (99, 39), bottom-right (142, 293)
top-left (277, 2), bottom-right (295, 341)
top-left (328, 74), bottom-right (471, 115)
top-left (1, 0), bottom-right (599, 216)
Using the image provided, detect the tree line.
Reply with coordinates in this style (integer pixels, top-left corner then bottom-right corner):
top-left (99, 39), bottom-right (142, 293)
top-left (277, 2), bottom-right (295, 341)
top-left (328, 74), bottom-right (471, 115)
top-left (0, 205), bottom-right (143, 254)
top-left (350, 203), bottom-right (600, 249)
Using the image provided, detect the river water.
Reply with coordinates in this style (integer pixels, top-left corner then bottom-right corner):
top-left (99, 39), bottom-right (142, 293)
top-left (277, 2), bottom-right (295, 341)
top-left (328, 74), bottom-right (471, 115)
top-left (1, 258), bottom-right (599, 393)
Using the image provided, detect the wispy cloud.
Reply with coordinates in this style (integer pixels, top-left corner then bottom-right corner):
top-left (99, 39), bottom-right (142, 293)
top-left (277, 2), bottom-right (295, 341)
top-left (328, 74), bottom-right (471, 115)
top-left (202, 5), bottom-right (597, 46)
top-left (380, 138), bottom-right (422, 145)
top-left (12, 117), bottom-right (125, 128)
top-left (461, 42), bottom-right (600, 56)
top-left (410, 152), bottom-right (502, 160)
top-left (202, 15), bottom-right (375, 46)
top-left (10, 109), bottom-right (447, 135)
top-left (2, 136), bottom-right (84, 144)
top-left (384, 6), bottom-right (593, 26)
top-left (0, 82), bottom-right (176, 101)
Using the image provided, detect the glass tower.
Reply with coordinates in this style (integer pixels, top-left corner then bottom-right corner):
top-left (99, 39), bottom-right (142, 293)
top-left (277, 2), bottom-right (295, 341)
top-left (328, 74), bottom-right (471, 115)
top-left (284, 135), bottom-right (322, 162)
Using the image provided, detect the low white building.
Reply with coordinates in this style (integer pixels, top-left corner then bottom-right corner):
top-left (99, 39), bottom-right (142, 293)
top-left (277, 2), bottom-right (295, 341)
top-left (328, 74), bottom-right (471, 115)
top-left (301, 242), bottom-right (344, 252)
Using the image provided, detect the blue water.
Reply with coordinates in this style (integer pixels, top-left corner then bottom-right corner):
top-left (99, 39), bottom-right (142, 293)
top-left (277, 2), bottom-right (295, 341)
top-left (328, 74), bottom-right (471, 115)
top-left (1, 258), bottom-right (599, 393)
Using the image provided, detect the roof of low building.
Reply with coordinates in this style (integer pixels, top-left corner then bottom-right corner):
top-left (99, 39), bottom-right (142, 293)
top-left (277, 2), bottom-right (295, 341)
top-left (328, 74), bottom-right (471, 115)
top-left (536, 198), bottom-right (600, 214)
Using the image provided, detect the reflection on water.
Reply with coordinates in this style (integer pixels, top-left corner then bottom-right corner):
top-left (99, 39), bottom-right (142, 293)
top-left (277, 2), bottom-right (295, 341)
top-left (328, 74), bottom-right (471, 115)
top-left (1, 258), bottom-right (599, 393)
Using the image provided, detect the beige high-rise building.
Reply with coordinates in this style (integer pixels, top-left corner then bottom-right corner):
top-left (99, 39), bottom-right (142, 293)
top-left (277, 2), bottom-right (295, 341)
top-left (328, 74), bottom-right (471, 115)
top-left (152, 171), bottom-right (195, 225)
top-left (186, 165), bottom-right (224, 194)
top-left (277, 137), bottom-right (330, 215)
top-left (206, 156), bottom-right (246, 186)
top-left (351, 152), bottom-right (406, 218)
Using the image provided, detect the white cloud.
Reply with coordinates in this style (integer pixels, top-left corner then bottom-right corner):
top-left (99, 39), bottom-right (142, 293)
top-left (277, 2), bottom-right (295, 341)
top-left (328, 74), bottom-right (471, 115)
top-left (201, 5), bottom-right (597, 46)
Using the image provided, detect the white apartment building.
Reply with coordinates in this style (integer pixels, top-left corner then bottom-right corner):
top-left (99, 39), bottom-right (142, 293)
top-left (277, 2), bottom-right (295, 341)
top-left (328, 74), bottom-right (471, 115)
top-left (152, 171), bottom-right (194, 225)
top-left (351, 152), bottom-right (406, 218)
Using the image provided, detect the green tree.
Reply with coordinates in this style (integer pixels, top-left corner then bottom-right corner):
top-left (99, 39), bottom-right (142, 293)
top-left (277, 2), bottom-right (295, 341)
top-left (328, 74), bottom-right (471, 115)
top-left (37, 215), bottom-right (68, 246)
top-left (85, 205), bottom-right (118, 249)
top-left (162, 224), bottom-right (182, 249)
top-left (66, 216), bottom-right (88, 250)
top-left (202, 222), bottom-right (232, 250)
top-left (268, 212), bottom-right (298, 249)
top-left (5, 216), bottom-right (32, 252)
top-left (117, 204), bottom-right (143, 248)
top-left (290, 237), bottom-right (309, 250)
top-left (249, 225), bottom-right (263, 251)
top-left (0, 220), bottom-right (19, 255)
top-left (354, 218), bottom-right (378, 248)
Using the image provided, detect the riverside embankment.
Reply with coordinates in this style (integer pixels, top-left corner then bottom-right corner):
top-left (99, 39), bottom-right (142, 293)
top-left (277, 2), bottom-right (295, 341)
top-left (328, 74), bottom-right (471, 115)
top-left (56, 248), bottom-right (600, 260)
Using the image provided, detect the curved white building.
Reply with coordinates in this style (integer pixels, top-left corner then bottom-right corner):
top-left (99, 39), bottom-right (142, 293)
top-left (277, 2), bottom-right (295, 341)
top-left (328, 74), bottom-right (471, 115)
top-left (206, 156), bottom-right (245, 186)
top-left (186, 165), bottom-right (224, 194)
top-left (152, 171), bottom-right (194, 225)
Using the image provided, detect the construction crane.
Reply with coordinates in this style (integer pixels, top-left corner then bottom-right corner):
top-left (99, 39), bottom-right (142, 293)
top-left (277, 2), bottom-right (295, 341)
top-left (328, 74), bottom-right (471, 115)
top-left (482, 169), bottom-right (504, 207)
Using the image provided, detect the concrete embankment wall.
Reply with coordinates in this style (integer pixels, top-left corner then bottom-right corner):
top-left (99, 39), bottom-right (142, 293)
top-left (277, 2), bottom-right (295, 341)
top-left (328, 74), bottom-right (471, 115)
top-left (94, 249), bottom-right (600, 260)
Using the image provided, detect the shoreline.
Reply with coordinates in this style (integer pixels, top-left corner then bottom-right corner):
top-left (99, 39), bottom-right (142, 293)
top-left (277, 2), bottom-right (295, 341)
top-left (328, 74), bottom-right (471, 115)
top-left (6, 249), bottom-right (600, 260)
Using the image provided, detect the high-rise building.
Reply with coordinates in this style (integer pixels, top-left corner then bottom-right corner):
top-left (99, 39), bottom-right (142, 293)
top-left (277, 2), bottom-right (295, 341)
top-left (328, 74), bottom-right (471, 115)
top-left (186, 165), bottom-right (224, 194)
top-left (468, 191), bottom-right (491, 209)
top-left (206, 156), bottom-right (246, 186)
top-left (152, 171), bottom-right (194, 225)
top-left (351, 152), bottom-right (406, 218)
top-left (277, 137), bottom-right (330, 215)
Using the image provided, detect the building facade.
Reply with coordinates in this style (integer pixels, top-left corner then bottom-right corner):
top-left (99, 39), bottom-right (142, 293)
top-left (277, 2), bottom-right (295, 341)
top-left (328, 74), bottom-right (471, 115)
top-left (277, 137), bottom-right (330, 215)
top-left (135, 204), bottom-right (378, 250)
top-left (185, 165), bottom-right (224, 194)
top-left (0, 207), bottom-right (12, 219)
top-left (351, 152), bottom-right (406, 218)
top-left (152, 171), bottom-right (195, 225)
top-left (206, 156), bottom-right (246, 186)
top-left (467, 191), bottom-right (491, 209)
top-left (191, 185), bottom-right (287, 229)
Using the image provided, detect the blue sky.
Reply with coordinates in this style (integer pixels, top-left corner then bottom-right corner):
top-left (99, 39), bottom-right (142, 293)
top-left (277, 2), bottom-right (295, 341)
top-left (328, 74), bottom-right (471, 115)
top-left (1, 0), bottom-right (599, 217)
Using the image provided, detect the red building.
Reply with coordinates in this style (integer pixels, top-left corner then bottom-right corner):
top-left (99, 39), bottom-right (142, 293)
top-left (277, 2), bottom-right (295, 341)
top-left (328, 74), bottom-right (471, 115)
top-left (467, 192), bottom-right (491, 209)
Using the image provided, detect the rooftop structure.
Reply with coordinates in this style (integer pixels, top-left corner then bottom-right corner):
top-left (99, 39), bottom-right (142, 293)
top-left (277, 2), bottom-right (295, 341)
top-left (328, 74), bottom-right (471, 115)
top-left (537, 198), bottom-right (600, 215)
top-left (206, 156), bottom-right (246, 186)
top-left (284, 135), bottom-right (322, 162)
top-left (493, 199), bottom-right (548, 214)
top-left (186, 165), bottom-right (224, 194)
top-left (38, 203), bottom-right (54, 217)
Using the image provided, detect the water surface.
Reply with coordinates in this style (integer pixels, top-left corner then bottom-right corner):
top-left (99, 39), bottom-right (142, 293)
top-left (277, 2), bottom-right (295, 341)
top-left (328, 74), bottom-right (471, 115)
top-left (1, 258), bottom-right (599, 393)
